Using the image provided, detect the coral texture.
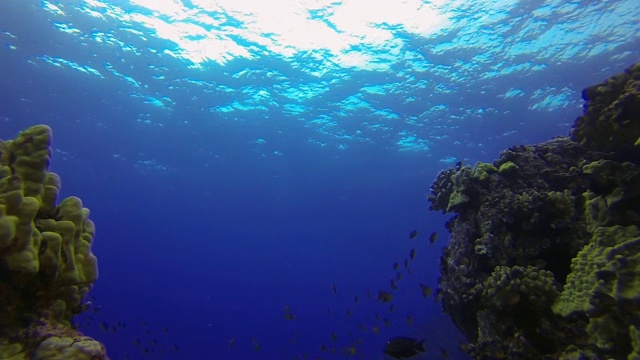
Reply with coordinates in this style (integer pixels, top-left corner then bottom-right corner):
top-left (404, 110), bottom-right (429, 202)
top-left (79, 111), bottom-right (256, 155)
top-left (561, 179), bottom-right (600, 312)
top-left (428, 62), bottom-right (640, 359)
top-left (0, 125), bottom-right (108, 359)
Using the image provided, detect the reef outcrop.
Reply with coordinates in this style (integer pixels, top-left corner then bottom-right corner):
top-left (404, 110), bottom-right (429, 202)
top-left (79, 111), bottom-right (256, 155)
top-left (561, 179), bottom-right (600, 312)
top-left (0, 125), bottom-right (108, 359)
top-left (429, 61), bottom-right (640, 359)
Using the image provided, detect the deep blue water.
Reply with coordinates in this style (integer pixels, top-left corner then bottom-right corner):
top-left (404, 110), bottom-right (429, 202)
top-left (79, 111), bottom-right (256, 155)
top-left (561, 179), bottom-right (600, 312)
top-left (1, 1), bottom-right (639, 359)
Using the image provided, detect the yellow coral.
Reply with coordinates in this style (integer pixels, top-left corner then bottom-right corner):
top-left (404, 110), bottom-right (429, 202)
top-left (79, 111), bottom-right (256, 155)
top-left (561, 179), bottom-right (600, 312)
top-left (0, 125), bottom-right (105, 358)
top-left (629, 326), bottom-right (640, 360)
top-left (11, 125), bottom-right (52, 202)
top-left (553, 226), bottom-right (640, 355)
top-left (33, 336), bottom-right (106, 360)
top-left (0, 208), bottom-right (18, 248)
top-left (482, 265), bottom-right (559, 308)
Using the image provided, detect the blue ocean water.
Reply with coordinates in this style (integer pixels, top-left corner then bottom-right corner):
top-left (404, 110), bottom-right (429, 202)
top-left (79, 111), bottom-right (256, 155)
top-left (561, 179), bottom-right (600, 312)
top-left (1, 1), bottom-right (639, 359)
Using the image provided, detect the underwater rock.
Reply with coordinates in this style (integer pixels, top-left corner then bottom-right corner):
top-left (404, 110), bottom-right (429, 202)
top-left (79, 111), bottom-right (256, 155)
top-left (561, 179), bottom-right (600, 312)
top-left (429, 62), bottom-right (640, 360)
top-left (0, 126), bottom-right (108, 359)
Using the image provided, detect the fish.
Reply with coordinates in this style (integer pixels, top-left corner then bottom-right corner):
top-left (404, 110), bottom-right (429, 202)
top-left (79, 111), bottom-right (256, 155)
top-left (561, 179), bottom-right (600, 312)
top-left (420, 283), bottom-right (432, 298)
top-left (455, 161), bottom-right (462, 171)
top-left (406, 315), bottom-right (413, 326)
top-left (396, 272), bottom-right (402, 281)
top-left (377, 290), bottom-right (394, 303)
top-left (354, 295), bottom-right (359, 303)
top-left (393, 262), bottom-right (399, 271)
top-left (332, 283), bottom-right (337, 294)
top-left (440, 346), bottom-right (449, 358)
top-left (429, 232), bottom-right (438, 244)
top-left (409, 248), bottom-right (416, 260)
top-left (284, 306), bottom-right (296, 320)
top-left (383, 336), bottom-right (426, 359)
top-left (434, 288), bottom-right (443, 302)
top-left (408, 230), bottom-right (419, 239)
top-left (344, 345), bottom-right (358, 356)
top-left (390, 279), bottom-right (398, 290)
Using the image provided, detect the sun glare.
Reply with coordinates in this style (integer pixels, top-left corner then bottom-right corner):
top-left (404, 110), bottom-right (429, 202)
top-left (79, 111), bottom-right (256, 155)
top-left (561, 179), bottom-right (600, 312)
top-left (113, 0), bottom-right (449, 68)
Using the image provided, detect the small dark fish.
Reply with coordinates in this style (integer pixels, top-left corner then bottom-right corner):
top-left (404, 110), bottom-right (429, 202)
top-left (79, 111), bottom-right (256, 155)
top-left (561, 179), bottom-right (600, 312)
top-left (420, 283), bottom-right (432, 298)
top-left (344, 345), bottom-right (358, 356)
top-left (229, 338), bottom-right (236, 348)
top-left (404, 259), bottom-right (410, 268)
top-left (406, 315), bottom-right (413, 326)
top-left (284, 306), bottom-right (296, 320)
top-left (354, 295), bottom-right (359, 303)
top-left (440, 346), bottom-right (449, 358)
top-left (384, 336), bottom-right (426, 360)
top-left (408, 230), bottom-right (419, 239)
top-left (377, 290), bottom-right (394, 303)
top-left (409, 248), bottom-right (416, 260)
top-left (332, 283), bottom-right (337, 294)
top-left (390, 279), bottom-right (398, 290)
top-left (396, 272), bottom-right (402, 281)
top-left (347, 309), bottom-right (353, 317)
top-left (389, 304), bottom-right (395, 312)
top-left (429, 232), bottom-right (438, 244)
top-left (455, 161), bottom-right (462, 171)
top-left (434, 288), bottom-right (443, 302)
top-left (393, 262), bottom-right (399, 271)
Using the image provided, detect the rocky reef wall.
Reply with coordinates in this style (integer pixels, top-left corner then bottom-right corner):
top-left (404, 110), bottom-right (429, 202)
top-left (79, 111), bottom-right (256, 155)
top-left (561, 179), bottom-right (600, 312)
top-left (428, 62), bottom-right (640, 359)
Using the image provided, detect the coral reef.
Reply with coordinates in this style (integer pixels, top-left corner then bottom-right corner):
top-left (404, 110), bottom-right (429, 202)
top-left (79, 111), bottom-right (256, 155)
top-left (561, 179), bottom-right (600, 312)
top-left (0, 125), bottom-right (108, 359)
top-left (428, 61), bottom-right (640, 359)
